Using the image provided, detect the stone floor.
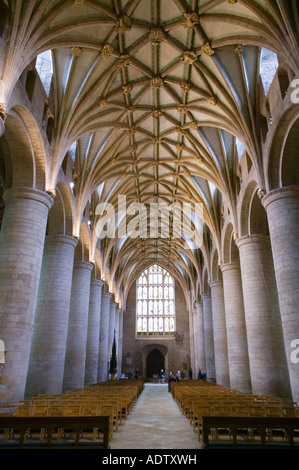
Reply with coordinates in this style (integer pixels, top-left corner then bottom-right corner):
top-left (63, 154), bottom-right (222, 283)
top-left (109, 383), bottom-right (202, 450)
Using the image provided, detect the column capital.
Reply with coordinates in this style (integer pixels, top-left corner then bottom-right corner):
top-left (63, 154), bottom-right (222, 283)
top-left (102, 291), bottom-right (112, 299)
top-left (3, 186), bottom-right (54, 210)
top-left (73, 260), bottom-right (94, 271)
top-left (195, 301), bottom-right (202, 308)
top-left (90, 279), bottom-right (104, 288)
top-left (209, 280), bottom-right (223, 288)
top-left (262, 186), bottom-right (299, 209)
top-left (201, 292), bottom-right (211, 299)
top-left (235, 234), bottom-right (270, 249)
top-left (46, 234), bottom-right (78, 248)
top-left (221, 261), bottom-right (240, 273)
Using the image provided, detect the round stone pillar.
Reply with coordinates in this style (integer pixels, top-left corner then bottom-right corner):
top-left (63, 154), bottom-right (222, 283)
top-left (0, 187), bottom-right (53, 404)
top-left (62, 260), bottom-right (93, 392)
top-left (98, 292), bottom-right (111, 382)
top-left (108, 301), bottom-right (117, 361)
top-left (189, 308), bottom-right (195, 372)
top-left (25, 234), bottom-right (78, 397)
top-left (115, 308), bottom-right (121, 373)
top-left (197, 301), bottom-right (206, 373)
top-left (210, 281), bottom-right (230, 387)
top-left (84, 279), bottom-right (104, 386)
top-left (118, 309), bottom-right (124, 376)
top-left (221, 262), bottom-right (251, 392)
top-left (237, 235), bottom-right (292, 398)
top-left (262, 187), bottom-right (299, 403)
top-left (202, 292), bottom-right (216, 381)
top-left (192, 305), bottom-right (200, 374)
top-left (194, 302), bottom-right (206, 374)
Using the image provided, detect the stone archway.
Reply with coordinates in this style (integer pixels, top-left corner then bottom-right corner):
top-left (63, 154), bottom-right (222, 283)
top-left (142, 344), bottom-right (168, 381)
top-left (146, 349), bottom-right (164, 379)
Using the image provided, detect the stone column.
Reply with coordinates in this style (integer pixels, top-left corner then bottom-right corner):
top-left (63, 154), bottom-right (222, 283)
top-left (98, 292), bottom-right (111, 382)
top-left (108, 301), bottom-right (117, 362)
top-left (189, 308), bottom-right (195, 373)
top-left (210, 280), bottom-right (230, 387)
top-left (118, 309), bottom-right (124, 376)
top-left (221, 262), bottom-right (251, 392)
top-left (202, 292), bottom-right (216, 381)
top-left (25, 234), bottom-right (78, 397)
top-left (237, 235), bottom-right (292, 399)
top-left (0, 187), bottom-right (53, 404)
top-left (84, 279), bottom-right (104, 386)
top-left (115, 308), bottom-right (121, 374)
top-left (262, 187), bottom-right (299, 403)
top-left (62, 260), bottom-right (93, 392)
top-left (192, 304), bottom-right (200, 375)
top-left (195, 301), bottom-right (206, 373)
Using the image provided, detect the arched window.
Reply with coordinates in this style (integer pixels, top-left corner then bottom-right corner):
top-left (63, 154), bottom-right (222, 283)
top-left (259, 48), bottom-right (279, 95)
top-left (35, 50), bottom-right (53, 96)
top-left (136, 264), bottom-right (175, 337)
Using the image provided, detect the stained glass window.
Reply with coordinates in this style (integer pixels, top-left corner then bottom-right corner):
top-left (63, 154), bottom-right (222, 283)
top-left (136, 264), bottom-right (176, 336)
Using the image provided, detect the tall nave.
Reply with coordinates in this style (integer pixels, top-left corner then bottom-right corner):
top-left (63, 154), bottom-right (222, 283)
top-left (0, 0), bottom-right (299, 449)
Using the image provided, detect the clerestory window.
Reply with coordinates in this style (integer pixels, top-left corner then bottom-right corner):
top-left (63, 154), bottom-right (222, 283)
top-left (35, 50), bottom-right (53, 97)
top-left (136, 264), bottom-right (175, 337)
top-left (260, 48), bottom-right (279, 95)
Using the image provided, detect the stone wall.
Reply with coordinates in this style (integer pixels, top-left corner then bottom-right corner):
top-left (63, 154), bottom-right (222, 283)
top-left (122, 280), bottom-right (190, 380)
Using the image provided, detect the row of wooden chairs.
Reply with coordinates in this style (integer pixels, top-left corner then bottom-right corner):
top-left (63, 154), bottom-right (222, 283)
top-left (0, 380), bottom-right (143, 444)
top-left (171, 381), bottom-right (299, 435)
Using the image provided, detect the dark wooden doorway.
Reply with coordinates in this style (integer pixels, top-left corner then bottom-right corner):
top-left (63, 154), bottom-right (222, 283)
top-left (146, 348), bottom-right (164, 379)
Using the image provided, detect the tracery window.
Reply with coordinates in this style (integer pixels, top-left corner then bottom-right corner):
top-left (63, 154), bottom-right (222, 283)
top-left (35, 50), bottom-right (53, 97)
top-left (136, 264), bottom-right (175, 337)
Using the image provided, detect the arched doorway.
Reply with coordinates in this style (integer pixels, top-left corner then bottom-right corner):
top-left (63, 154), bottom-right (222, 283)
top-left (146, 348), bottom-right (164, 379)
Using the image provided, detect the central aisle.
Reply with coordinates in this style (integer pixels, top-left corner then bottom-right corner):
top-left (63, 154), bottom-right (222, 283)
top-left (110, 383), bottom-right (202, 449)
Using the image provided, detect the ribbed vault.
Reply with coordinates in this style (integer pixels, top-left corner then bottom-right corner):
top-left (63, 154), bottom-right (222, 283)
top-left (1, 0), bottom-right (299, 303)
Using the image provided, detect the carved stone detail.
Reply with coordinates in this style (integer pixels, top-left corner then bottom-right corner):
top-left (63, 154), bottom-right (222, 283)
top-left (189, 121), bottom-right (198, 130)
top-left (150, 76), bottom-right (163, 89)
top-left (122, 84), bottom-right (133, 95)
top-left (71, 47), bottom-right (82, 56)
top-left (116, 54), bottom-right (131, 68)
top-left (115, 14), bottom-right (132, 33)
top-left (180, 12), bottom-right (200, 29)
top-left (180, 81), bottom-right (191, 92)
top-left (176, 143), bottom-right (185, 151)
top-left (209, 95), bottom-right (218, 106)
top-left (152, 108), bottom-right (163, 118)
top-left (235, 44), bottom-right (244, 54)
top-left (101, 44), bottom-right (114, 59)
top-left (201, 42), bottom-right (214, 56)
top-left (180, 50), bottom-right (197, 64)
top-left (148, 28), bottom-right (166, 45)
top-left (176, 104), bottom-right (188, 114)
top-left (98, 99), bottom-right (107, 108)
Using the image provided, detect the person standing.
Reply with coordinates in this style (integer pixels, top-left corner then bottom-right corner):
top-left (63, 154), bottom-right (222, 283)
top-left (159, 369), bottom-right (165, 383)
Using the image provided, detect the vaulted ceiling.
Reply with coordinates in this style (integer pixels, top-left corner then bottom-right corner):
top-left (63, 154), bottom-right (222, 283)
top-left (1, 0), bottom-right (299, 299)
